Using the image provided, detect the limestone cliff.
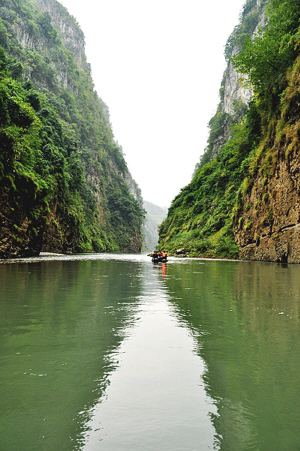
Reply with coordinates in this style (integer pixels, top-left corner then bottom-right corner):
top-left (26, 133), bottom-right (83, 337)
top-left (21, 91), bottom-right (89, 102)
top-left (32, 0), bottom-right (89, 71)
top-left (222, 2), bottom-right (266, 116)
top-left (235, 55), bottom-right (300, 263)
top-left (235, 158), bottom-right (300, 264)
top-left (0, 0), bottom-right (144, 257)
top-left (159, 0), bottom-right (300, 263)
top-left (197, 0), bottom-right (267, 166)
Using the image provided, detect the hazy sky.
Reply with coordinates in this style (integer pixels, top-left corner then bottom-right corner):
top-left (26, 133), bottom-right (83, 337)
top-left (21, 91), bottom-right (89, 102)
top-left (59, 0), bottom-right (245, 208)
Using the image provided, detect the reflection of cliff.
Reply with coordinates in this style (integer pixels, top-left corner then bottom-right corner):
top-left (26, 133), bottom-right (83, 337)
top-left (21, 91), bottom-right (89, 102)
top-left (0, 259), bottom-right (143, 449)
top-left (163, 260), bottom-right (300, 450)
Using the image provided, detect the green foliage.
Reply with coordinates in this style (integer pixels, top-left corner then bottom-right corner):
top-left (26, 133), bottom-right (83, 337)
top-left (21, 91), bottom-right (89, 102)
top-left (225, 0), bottom-right (269, 61)
top-left (194, 108), bottom-right (232, 172)
top-left (159, 101), bottom-right (262, 258)
top-left (232, 0), bottom-right (300, 93)
top-left (0, 0), bottom-right (144, 256)
top-left (160, 0), bottom-right (300, 259)
top-left (195, 0), bottom-right (267, 175)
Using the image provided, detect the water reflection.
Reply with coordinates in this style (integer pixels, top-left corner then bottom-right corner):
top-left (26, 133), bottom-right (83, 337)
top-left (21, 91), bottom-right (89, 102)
top-left (2, 255), bottom-right (300, 450)
top-left (162, 260), bottom-right (300, 451)
top-left (79, 262), bottom-right (216, 450)
top-left (0, 257), bottom-right (145, 450)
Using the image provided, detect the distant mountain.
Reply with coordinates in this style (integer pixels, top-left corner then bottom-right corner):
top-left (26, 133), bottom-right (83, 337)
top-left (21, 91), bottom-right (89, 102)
top-left (143, 201), bottom-right (167, 252)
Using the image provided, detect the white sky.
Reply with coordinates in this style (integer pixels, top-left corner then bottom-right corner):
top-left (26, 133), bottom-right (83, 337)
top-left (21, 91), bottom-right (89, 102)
top-left (59, 0), bottom-right (245, 208)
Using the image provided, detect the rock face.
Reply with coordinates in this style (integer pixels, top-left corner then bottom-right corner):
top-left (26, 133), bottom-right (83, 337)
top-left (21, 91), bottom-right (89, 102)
top-left (159, 0), bottom-right (300, 264)
top-left (222, 3), bottom-right (265, 116)
top-left (0, 0), bottom-right (144, 257)
top-left (222, 59), bottom-right (252, 117)
top-left (235, 158), bottom-right (300, 263)
top-left (234, 53), bottom-right (300, 264)
top-left (32, 0), bottom-right (89, 71)
top-left (202, 0), bottom-right (266, 162)
top-left (0, 187), bottom-right (44, 258)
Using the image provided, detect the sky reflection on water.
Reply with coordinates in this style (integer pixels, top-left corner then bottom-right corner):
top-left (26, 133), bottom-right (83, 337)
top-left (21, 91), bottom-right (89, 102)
top-left (80, 263), bottom-right (216, 450)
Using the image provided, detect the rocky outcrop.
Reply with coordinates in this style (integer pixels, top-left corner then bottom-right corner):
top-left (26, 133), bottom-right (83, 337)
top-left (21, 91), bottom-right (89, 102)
top-left (222, 4), bottom-right (265, 116)
top-left (222, 60), bottom-right (252, 117)
top-left (0, 187), bottom-right (45, 258)
top-left (0, 0), bottom-right (144, 257)
top-left (159, 0), bottom-right (300, 264)
top-left (203, 0), bottom-right (266, 162)
top-left (125, 174), bottom-right (142, 202)
top-left (234, 53), bottom-right (300, 264)
top-left (235, 157), bottom-right (300, 263)
top-left (32, 0), bottom-right (89, 71)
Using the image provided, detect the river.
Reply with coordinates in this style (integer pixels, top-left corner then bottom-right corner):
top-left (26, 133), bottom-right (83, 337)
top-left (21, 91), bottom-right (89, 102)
top-left (1, 254), bottom-right (300, 450)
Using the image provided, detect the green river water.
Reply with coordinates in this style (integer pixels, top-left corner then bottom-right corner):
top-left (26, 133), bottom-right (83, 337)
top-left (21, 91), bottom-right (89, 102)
top-left (1, 254), bottom-right (300, 450)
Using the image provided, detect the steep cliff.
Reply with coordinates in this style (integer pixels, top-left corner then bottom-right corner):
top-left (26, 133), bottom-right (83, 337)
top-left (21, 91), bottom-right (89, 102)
top-left (159, 0), bottom-right (300, 263)
top-left (235, 53), bottom-right (300, 263)
top-left (32, 0), bottom-right (89, 71)
top-left (0, 0), bottom-right (144, 257)
top-left (195, 0), bottom-right (266, 168)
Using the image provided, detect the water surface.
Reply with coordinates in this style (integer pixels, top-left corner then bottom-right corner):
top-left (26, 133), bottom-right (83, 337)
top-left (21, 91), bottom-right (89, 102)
top-left (1, 254), bottom-right (300, 450)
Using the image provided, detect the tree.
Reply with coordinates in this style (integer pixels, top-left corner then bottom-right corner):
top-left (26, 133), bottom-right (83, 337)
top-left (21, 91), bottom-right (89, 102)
top-left (232, 0), bottom-right (300, 93)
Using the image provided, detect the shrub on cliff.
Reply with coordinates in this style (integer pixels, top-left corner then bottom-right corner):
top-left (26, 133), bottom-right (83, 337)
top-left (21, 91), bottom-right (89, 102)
top-left (0, 0), bottom-right (145, 256)
top-left (159, 0), bottom-right (300, 259)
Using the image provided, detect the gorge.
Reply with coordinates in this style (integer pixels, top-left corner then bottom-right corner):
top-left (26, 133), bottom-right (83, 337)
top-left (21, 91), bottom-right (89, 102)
top-left (2, 0), bottom-right (300, 263)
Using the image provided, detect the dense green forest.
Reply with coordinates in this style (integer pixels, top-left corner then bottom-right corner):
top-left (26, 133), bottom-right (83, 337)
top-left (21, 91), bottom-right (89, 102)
top-left (159, 0), bottom-right (300, 260)
top-left (0, 0), bottom-right (145, 257)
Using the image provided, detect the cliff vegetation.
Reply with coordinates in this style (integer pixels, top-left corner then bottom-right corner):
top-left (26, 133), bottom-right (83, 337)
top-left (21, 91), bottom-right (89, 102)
top-left (0, 0), bottom-right (145, 257)
top-left (159, 0), bottom-right (300, 263)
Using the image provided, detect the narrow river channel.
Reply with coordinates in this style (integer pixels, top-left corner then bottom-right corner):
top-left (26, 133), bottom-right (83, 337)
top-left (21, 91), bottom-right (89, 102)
top-left (1, 254), bottom-right (300, 450)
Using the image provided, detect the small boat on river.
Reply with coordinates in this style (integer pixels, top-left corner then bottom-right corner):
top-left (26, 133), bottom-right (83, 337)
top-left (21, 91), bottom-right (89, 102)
top-left (151, 251), bottom-right (168, 263)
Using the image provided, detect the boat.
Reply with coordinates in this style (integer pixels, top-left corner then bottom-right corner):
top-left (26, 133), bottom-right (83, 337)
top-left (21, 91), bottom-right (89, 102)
top-left (151, 251), bottom-right (168, 263)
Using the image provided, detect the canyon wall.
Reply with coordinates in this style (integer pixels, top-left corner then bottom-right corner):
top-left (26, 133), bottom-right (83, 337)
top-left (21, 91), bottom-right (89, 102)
top-left (0, 0), bottom-right (144, 257)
